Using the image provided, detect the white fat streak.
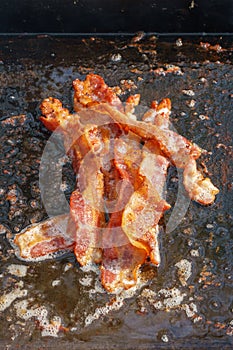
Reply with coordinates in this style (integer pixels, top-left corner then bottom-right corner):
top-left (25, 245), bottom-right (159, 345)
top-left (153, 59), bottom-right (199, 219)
top-left (156, 107), bottom-right (170, 115)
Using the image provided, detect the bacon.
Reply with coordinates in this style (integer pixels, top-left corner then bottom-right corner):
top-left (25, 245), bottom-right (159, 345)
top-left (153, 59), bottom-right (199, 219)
top-left (12, 73), bottom-right (219, 293)
top-left (73, 73), bottom-right (123, 111)
top-left (40, 97), bottom-right (72, 131)
top-left (40, 97), bottom-right (107, 265)
top-left (100, 104), bottom-right (219, 205)
top-left (183, 158), bottom-right (219, 205)
top-left (143, 98), bottom-right (219, 205)
top-left (101, 240), bottom-right (147, 292)
top-left (101, 181), bottom-right (146, 292)
top-left (112, 138), bottom-right (170, 266)
top-left (13, 214), bottom-right (75, 260)
top-left (101, 104), bottom-right (201, 166)
top-left (121, 150), bottom-right (170, 264)
top-left (136, 151), bottom-right (170, 264)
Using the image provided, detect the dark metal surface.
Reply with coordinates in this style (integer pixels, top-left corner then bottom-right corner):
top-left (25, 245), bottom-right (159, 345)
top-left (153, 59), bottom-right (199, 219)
top-left (0, 36), bottom-right (233, 349)
top-left (0, 0), bottom-right (233, 34)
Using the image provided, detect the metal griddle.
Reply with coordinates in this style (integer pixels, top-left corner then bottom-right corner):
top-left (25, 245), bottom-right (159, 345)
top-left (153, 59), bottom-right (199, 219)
top-left (0, 2), bottom-right (233, 349)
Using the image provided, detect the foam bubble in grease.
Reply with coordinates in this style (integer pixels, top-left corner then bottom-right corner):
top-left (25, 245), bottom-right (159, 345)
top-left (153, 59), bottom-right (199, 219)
top-left (14, 300), bottom-right (62, 337)
top-left (0, 282), bottom-right (27, 312)
top-left (84, 276), bottom-right (148, 326)
top-left (175, 259), bottom-right (192, 286)
top-left (6, 264), bottom-right (28, 277)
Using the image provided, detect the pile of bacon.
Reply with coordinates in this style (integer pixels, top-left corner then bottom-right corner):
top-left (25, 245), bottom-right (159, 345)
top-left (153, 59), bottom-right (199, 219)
top-left (14, 74), bottom-right (219, 292)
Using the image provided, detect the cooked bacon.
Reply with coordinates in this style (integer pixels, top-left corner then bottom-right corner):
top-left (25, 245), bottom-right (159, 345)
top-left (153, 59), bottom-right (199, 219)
top-left (40, 97), bottom-right (71, 131)
top-left (142, 98), bottom-right (219, 205)
top-left (73, 73), bottom-right (123, 111)
top-left (101, 181), bottom-right (146, 292)
top-left (12, 73), bottom-right (219, 293)
top-left (135, 151), bottom-right (170, 264)
top-left (183, 158), bottom-right (219, 205)
top-left (13, 214), bottom-right (75, 260)
top-left (101, 104), bottom-right (201, 166)
top-left (101, 240), bottom-right (147, 292)
top-left (113, 138), bottom-right (170, 266)
top-left (70, 189), bottom-right (104, 265)
top-left (40, 97), bottom-right (107, 265)
top-left (121, 151), bottom-right (170, 264)
top-left (100, 104), bottom-right (219, 205)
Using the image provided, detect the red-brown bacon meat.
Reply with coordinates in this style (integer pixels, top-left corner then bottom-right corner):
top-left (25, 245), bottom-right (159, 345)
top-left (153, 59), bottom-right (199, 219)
top-left (13, 74), bottom-right (219, 293)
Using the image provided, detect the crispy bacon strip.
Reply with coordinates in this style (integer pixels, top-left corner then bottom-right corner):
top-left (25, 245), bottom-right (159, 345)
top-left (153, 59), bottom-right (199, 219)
top-left (70, 146), bottom-right (106, 265)
top-left (40, 97), bottom-right (106, 265)
top-left (183, 158), bottom-right (219, 205)
top-left (13, 214), bottom-right (75, 260)
top-left (120, 149), bottom-right (170, 264)
top-left (113, 138), bottom-right (170, 265)
top-left (140, 151), bottom-right (170, 264)
top-left (100, 138), bottom-right (148, 292)
top-left (101, 181), bottom-right (146, 292)
top-left (143, 98), bottom-right (219, 205)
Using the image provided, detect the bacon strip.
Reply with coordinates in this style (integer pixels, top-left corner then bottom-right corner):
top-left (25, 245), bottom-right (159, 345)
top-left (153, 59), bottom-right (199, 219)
top-left (144, 98), bottom-right (219, 205)
top-left (121, 150), bottom-right (170, 264)
top-left (40, 97), bottom-right (106, 265)
top-left (70, 158), bottom-right (105, 265)
top-left (183, 158), bottom-right (219, 205)
top-left (101, 104), bottom-right (201, 165)
top-left (113, 138), bottom-right (170, 266)
top-left (101, 181), bottom-right (146, 292)
top-left (13, 214), bottom-right (75, 260)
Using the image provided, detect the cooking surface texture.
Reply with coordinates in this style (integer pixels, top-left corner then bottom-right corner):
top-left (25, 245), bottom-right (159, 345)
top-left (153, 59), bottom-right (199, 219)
top-left (0, 36), bottom-right (232, 349)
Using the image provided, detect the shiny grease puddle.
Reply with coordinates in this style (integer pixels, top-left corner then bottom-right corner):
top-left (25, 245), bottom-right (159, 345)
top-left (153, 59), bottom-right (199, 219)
top-left (0, 36), bottom-right (232, 349)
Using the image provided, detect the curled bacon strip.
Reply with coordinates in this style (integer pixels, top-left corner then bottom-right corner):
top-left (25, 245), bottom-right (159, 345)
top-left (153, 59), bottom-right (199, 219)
top-left (13, 74), bottom-right (219, 293)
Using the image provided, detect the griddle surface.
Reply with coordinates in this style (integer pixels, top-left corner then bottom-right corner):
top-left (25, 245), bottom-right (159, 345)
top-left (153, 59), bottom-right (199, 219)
top-left (0, 36), bottom-right (232, 349)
